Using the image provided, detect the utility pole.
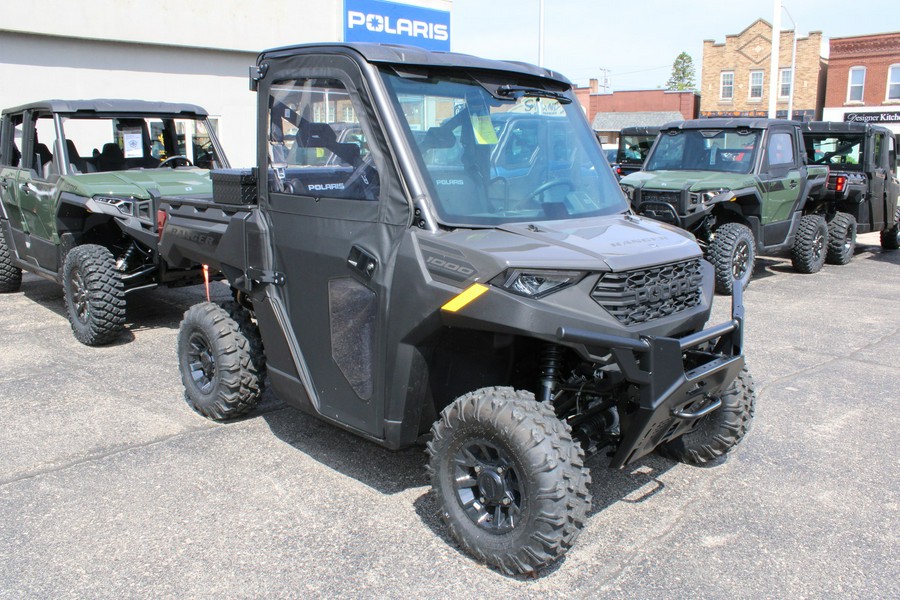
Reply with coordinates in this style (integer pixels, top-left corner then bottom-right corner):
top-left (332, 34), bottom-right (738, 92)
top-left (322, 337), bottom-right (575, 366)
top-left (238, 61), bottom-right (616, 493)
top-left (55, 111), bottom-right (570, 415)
top-left (768, 0), bottom-right (781, 118)
top-left (538, 0), bottom-right (545, 67)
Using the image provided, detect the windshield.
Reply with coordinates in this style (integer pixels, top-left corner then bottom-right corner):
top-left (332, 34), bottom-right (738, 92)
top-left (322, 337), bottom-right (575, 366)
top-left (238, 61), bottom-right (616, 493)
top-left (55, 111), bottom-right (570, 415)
top-left (58, 115), bottom-right (225, 173)
top-left (645, 129), bottom-right (760, 174)
top-left (617, 134), bottom-right (656, 165)
top-left (382, 70), bottom-right (625, 226)
top-left (804, 133), bottom-right (864, 170)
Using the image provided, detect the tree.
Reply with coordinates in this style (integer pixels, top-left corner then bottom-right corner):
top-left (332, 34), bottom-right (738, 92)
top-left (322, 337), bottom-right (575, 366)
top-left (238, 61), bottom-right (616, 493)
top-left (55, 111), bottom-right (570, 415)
top-left (666, 52), bottom-right (696, 91)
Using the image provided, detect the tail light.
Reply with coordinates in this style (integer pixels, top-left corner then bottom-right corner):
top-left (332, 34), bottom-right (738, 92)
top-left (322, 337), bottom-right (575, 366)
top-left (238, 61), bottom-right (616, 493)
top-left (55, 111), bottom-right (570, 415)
top-left (834, 175), bottom-right (846, 193)
top-left (156, 209), bottom-right (168, 238)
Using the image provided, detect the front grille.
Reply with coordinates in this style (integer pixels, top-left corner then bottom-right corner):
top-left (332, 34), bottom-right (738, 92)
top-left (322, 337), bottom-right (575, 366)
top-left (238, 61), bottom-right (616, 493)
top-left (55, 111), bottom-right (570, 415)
top-left (638, 190), bottom-right (681, 206)
top-left (591, 259), bottom-right (704, 326)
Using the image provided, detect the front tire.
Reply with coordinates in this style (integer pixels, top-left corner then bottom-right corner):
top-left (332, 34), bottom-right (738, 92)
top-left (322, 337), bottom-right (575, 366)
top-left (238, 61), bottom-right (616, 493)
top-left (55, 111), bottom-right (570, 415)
top-left (177, 302), bottom-right (263, 421)
top-left (62, 244), bottom-right (126, 345)
top-left (427, 387), bottom-right (591, 575)
top-left (791, 214), bottom-right (828, 274)
top-left (826, 212), bottom-right (856, 265)
top-left (881, 207), bottom-right (900, 250)
top-left (0, 227), bottom-right (22, 293)
top-left (658, 367), bottom-right (756, 465)
top-left (707, 222), bottom-right (755, 296)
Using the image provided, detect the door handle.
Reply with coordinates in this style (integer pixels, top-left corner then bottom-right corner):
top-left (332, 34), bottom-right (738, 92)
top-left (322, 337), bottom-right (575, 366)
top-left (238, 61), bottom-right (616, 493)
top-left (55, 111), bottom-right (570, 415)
top-left (347, 246), bottom-right (378, 280)
top-left (19, 182), bottom-right (33, 194)
top-left (789, 180), bottom-right (798, 189)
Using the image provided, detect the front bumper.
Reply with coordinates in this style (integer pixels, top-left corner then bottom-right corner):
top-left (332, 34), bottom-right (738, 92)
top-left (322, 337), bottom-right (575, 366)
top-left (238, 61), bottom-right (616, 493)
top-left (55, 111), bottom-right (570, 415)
top-left (558, 284), bottom-right (746, 468)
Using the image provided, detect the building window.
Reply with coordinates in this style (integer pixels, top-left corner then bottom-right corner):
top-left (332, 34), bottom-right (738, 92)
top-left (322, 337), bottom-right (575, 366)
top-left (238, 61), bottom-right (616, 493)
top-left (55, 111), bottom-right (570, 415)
top-left (749, 71), bottom-right (764, 99)
top-left (779, 68), bottom-right (792, 99)
top-left (720, 72), bottom-right (734, 100)
top-left (847, 67), bottom-right (866, 103)
top-left (888, 65), bottom-right (900, 101)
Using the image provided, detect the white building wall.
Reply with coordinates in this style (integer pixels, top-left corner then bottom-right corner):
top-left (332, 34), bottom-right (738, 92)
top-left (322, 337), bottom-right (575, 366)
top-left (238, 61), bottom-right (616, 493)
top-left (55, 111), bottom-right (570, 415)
top-left (0, 0), bottom-right (453, 166)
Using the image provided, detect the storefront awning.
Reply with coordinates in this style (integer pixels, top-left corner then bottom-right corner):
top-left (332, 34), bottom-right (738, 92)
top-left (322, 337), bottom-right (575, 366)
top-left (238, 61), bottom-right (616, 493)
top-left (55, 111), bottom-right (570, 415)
top-left (592, 111), bottom-right (684, 132)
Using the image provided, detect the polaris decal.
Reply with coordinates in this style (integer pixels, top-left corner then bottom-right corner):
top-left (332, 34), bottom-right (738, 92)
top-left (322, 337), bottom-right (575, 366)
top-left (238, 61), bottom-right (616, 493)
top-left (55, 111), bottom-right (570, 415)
top-left (307, 183), bottom-right (345, 191)
top-left (344, 0), bottom-right (450, 51)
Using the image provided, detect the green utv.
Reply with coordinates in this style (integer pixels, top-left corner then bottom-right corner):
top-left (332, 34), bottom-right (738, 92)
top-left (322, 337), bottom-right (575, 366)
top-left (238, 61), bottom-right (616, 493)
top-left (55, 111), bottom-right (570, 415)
top-left (158, 43), bottom-right (756, 575)
top-left (0, 100), bottom-right (229, 344)
top-left (620, 119), bottom-right (831, 294)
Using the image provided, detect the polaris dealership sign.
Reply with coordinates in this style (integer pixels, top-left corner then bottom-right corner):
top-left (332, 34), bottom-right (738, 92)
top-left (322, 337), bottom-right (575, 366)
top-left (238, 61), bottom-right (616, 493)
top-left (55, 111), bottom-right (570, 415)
top-left (344, 0), bottom-right (450, 51)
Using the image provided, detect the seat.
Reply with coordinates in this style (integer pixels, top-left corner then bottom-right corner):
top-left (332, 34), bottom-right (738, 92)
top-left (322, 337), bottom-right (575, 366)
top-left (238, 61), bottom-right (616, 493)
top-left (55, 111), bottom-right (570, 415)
top-left (35, 143), bottom-right (53, 178)
top-left (65, 139), bottom-right (92, 173)
top-left (97, 143), bottom-right (126, 172)
top-left (295, 121), bottom-right (360, 167)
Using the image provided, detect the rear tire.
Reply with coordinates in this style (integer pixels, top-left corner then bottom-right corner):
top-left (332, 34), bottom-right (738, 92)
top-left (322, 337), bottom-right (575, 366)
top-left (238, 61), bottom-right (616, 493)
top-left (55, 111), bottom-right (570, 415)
top-left (177, 302), bottom-right (263, 421)
top-left (427, 387), bottom-right (591, 575)
top-left (881, 207), bottom-right (900, 250)
top-left (707, 222), bottom-right (755, 296)
top-left (0, 227), bottom-right (22, 293)
top-left (62, 244), bottom-right (126, 345)
top-left (826, 212), bottom-right (857, 265)
top-left (791, 214), bottom-right (828, 274)
top-left (658, 367), bottom-right (756, 465)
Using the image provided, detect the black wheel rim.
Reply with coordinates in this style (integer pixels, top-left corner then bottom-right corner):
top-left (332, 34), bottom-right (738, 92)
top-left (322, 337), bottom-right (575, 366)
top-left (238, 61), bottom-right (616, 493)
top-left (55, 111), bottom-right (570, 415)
top-left (71, 271), bottom-right (89, 323)
top-left (843, 225), bottom-right (855, 253)
top-left (187, 332), bottom-right (217, 395)
top-left (813, 230), bottom-right (825, 260)
top-left (732, 240), bottom-right (751, 280)
top-left (453, 440), bottom-right (524, 532)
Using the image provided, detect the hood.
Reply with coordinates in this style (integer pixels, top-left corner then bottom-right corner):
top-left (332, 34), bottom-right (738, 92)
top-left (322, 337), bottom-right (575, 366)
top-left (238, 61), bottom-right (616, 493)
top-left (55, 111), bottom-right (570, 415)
top-left (621, 170), bottom-right (757, 192)
top-left (60, 169), bottom-right (213, 199)
top-left (436, 214), bottom-right (701, 273)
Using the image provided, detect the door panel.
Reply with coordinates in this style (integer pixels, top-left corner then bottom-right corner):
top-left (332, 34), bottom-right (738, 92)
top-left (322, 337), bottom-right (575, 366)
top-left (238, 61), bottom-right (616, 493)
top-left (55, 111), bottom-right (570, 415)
top-left (261, 66), bottom-right (405, 438)
top-left (761, 130), bottom-right (803, 224)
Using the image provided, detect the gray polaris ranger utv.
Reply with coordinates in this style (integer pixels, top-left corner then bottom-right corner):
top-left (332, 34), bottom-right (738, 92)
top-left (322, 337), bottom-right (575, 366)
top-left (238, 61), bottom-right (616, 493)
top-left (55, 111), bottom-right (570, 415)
top-left (158, 43), bottom-right (756, 575)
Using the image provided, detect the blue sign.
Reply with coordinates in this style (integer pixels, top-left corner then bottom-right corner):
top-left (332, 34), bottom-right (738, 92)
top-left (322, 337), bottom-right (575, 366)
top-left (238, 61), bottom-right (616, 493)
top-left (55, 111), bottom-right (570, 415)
top-left (344, 0), bottom-right (451, 51)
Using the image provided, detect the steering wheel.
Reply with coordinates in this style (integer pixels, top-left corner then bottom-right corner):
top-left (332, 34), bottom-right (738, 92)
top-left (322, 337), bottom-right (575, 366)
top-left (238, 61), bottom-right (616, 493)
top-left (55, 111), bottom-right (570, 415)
top-left (526, 178), bottom-right (575, 202)
top-left (158, 155), bottom-right (193, 169)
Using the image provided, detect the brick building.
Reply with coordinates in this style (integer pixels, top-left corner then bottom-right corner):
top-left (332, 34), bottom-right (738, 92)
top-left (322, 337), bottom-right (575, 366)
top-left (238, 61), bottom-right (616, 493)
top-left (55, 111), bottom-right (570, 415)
top-left (821, 31), bottom-right (900, 137)
top-left (574, 81), bottom-right (699, 144)
top-left (700, 19), bottom-right (827, 121)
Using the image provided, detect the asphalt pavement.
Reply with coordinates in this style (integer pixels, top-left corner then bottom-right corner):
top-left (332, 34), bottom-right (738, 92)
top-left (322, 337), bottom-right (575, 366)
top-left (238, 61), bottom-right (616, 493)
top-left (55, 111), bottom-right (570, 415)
top-left (1, 233), bottom-right (897, 599)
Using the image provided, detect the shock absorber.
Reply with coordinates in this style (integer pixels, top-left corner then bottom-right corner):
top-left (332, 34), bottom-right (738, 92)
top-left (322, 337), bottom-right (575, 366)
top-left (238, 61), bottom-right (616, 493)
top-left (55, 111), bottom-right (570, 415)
top-left (116, 241), bottom-right (139, 272)
top-left (538, 344), bottom-right (563, 403)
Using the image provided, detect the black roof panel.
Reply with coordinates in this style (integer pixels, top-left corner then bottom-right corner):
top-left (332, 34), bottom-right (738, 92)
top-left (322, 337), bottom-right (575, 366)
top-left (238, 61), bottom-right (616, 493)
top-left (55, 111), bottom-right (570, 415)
top-left (257, 42), bottom-right (571, 86)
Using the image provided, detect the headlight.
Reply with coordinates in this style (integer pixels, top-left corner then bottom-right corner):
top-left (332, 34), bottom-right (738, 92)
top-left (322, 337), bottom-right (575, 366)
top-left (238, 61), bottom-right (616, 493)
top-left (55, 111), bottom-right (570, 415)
top-left (702, 188), bottom-right (729, 202)
top-left (491, 269), bottom-right (586, 298)
top-left (93, 195), bottom-right (134, 215)
top-left (620, 184), bottom-right (635, 201)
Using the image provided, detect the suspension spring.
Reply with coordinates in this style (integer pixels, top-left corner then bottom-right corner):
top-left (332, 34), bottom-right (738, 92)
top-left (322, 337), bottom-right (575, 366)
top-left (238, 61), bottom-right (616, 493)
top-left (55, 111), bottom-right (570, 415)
top-left (538, 344), bottom-right (563, 403)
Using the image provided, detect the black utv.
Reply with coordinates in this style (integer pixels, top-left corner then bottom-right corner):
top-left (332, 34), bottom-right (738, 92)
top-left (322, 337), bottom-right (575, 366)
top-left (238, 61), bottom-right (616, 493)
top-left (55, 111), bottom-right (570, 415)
top-left (158, 43), bottom-right (756, 575)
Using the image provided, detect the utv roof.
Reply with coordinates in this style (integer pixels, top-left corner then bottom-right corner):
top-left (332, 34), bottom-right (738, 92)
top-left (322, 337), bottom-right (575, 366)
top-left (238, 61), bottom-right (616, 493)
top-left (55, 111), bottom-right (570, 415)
top-left (804, 121), bottom-right (877, 134)
top-left (620, 125), bottom-right (662, 136)
top-left (1, 99), bottom-right (209, 117)
top-left (660, 118), bottom-right (801, 131)
top-left (257, 42), bottom-right (572, 86)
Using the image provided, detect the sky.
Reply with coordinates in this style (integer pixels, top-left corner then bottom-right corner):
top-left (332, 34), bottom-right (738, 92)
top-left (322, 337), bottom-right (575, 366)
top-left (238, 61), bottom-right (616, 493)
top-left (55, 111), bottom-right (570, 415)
top-left (449, 0), bottom-right (900, 91)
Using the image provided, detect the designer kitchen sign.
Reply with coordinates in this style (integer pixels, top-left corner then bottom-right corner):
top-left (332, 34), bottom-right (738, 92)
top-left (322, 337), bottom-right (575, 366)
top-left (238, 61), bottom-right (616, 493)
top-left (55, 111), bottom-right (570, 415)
top-left (844, 112), bottom-right (900, 124)
top-left (344, 0), bottom-right (451, 51)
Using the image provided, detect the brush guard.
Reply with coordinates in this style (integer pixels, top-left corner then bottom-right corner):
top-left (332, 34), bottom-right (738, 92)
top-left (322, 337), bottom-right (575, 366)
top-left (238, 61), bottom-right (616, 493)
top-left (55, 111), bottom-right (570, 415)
top-left (557, 285), bottom-right (746, 468)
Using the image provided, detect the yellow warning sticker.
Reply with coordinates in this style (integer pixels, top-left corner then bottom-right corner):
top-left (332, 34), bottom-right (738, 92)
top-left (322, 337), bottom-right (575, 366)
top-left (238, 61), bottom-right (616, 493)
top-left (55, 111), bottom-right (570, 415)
top-left (441, 283), bottom-right (489, 312)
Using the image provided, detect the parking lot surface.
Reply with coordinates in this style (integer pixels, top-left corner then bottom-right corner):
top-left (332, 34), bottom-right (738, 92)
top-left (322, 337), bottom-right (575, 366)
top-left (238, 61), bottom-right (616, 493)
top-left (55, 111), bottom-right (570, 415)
top-left (1, 233), bottom-right (898, 599)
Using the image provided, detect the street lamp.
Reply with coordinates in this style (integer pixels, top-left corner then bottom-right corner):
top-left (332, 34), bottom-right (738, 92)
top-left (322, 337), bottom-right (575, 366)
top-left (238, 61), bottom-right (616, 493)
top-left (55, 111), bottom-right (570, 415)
top-left (538, 0), bottom-right (545, 67)
top-left (782, 4), bottom-right (798, 121)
